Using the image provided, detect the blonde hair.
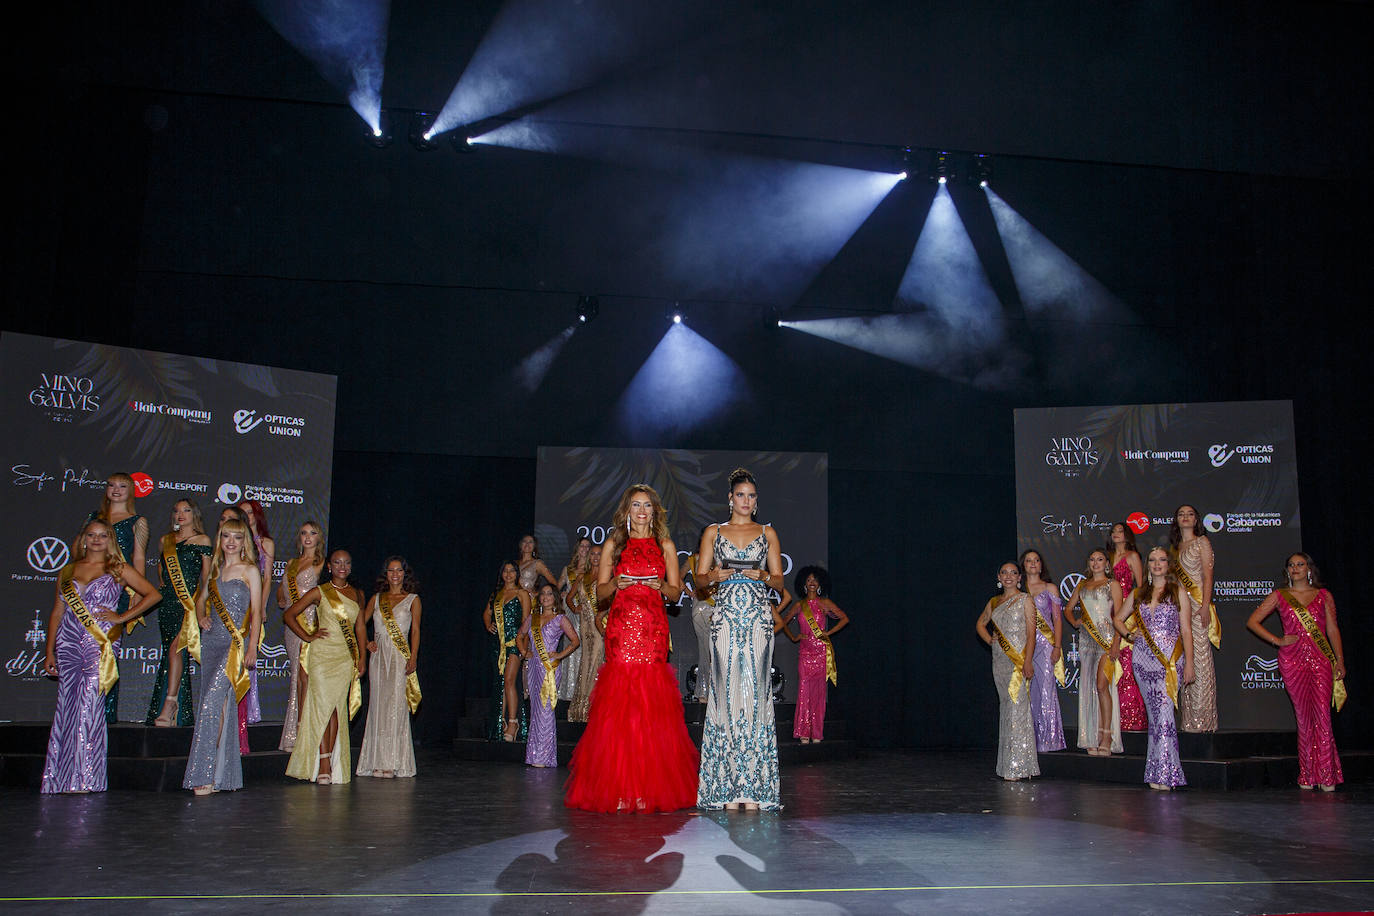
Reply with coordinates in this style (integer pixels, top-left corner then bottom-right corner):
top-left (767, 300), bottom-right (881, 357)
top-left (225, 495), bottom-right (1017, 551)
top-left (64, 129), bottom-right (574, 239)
top-left (71, 518), bottom-right (125, 579)
top-left (98, 472), bottom-right (137, 521)
top-left (296, 521), bottom-right (326, 566)
top-left (203, 518), bottom-right (258, 591)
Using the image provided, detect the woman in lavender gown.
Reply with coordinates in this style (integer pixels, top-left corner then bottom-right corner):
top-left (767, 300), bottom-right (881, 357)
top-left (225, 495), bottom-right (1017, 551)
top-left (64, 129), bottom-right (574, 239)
top-left (357, 556), bottom-right (423, 778)
top-left (41, 518), bottom-right (159, 793)
top-left (976, 561), bottom-right (1039, 780)
top-left (1020, 549), bottom-right (1065, 752)
top-left (183, 518), bottom-right (262, 795)
top-left (519, 583), bottom-right (579, 768)
top-left (278, 522), bottom-right (325, 751)
top-left (236, 500), bottom-right (274, 732)
top-left (1115, 546), bottom-right (1195, 790)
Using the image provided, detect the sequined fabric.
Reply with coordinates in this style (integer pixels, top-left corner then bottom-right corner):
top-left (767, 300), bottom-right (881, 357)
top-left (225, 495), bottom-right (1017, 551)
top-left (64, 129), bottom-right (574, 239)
top-left (86, 512), bottom-right (141, 724)
top-left (567, 578), bottom-right (604, 722)
top-left (1276, 590), bottom-right (1343, 787)
top-left (144, 540), bottom-right (211, 726)
top-left (1029, 589), bottom-right (1066, 752)
top-left (285, 588), bottom-right (361, 784)
top-left (1112, 556), bottom-right (1147, 731)
top-left (278, 564), bottom-right (320, 751)
top-left (793, 599), bottom-right (834, 741)
top-left (698, 531), bottom-right (780, 809)
top-left (42, 575), bottom-right (123, 793)
top-left (522, 612), bottom-right (566, 768)
top-left (357, 593), bottom-right (418, 777)
top-left (1076, 583), bottom-right (1122, 753)
top-left (1177, 538), bottom-right (1218, 732)
top-left (487, 596), bottom-right (529, 741)
top-left (1134, 599), bottom-right (1186, 787)
top-left (182, 578), bottom-right (248, 791)
top-left (991, 593), bottom-right (1039, 779)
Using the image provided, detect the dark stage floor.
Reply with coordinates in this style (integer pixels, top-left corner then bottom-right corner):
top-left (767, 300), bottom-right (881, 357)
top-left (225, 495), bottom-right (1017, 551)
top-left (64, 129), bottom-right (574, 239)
top-left (2, 750), bottom-right (1372, 915)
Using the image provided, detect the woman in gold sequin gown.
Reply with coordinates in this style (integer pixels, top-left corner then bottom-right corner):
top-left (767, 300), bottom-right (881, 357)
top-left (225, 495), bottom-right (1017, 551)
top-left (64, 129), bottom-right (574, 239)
top-left (976, 562), bottom-right (1039, 780)
top-left (358, 556), bottom-right (421, 778)
top-left (1173, 505), bottom-right (1219, 732)
top-left (278, 522), bottom-right (324, 752)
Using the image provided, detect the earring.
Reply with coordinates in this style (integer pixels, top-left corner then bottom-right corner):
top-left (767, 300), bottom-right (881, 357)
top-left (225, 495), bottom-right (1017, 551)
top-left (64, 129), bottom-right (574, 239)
top-left (996, 581), bottom-right (1004, 590)
top-left (1147, 572), bottom-right (1153, 585)
top-left (1287, 576), bottom-right (1293, 587)
top-left (1308, 572), bottom-right (1313, 584)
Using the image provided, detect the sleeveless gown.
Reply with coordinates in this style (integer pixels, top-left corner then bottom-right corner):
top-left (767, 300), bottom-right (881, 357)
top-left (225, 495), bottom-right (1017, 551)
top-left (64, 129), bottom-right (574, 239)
top-left (1029, 589), bottom-right (1066, 752)
top-left (487, 595), bottom-right (529, 741)
top-left (1076, 582), bottom-right (1122, 753)
top-left (87, 512), bottom-right (140, 724)
top-left (567, 576), bottom-right (604, 723)
top-left (793, 598), bottom-right (834, 741)
top-left (1135, 599), bottom-right (1186, 787)
top-left (183, 578), bottom-right (250, 791)
top-left (698, 531), bottom-right (780, 809)
top-left (565, 537), bottom-right (699, 812)
top-left (1112, 557), bottom-right (1147, 731)
top-left (236, 530), bottom-right (268, 752)
top-left (1276, 590), bottom-right (1343, 787)
top-left (145, 539), bottom-right (211, 726)
top-left (285, 586), bottom-right (361, 784)
top-left (991, 592), bottom-right (1039, 779)
top-left (278, 563), bottom-right (320, 751)
top-left (1177, 538), bottom-right (1218, 732)
top-left (357, 594), bottom-right (418, 777)
top-left (558, 567), bottom-right (581, 702)
top-left (523, 612), bottom-right (566, 767)
top-left (42, 574), bottom-right (123, 793)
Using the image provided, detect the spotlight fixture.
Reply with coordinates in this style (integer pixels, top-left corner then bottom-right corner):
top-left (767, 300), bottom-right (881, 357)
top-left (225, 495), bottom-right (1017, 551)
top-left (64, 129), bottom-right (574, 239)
top-left (449, 132), bottom-right (476, 154)
top-left (408, 111), bottom-right (440, 151)
top-left (971, 153), bottom-right (993, 188)
top-left (929, 150), bottom-right (954, 185)
top-left (665, 304), bottom-right (685, 325)
top-left (762, 306), bottom-right (782, 330)
top-left (366, 111), bottom-right (394, 148)
top-left (897, 146), bottom-right (912, 181)
top-left (576, 295), bottom-right (599, 324)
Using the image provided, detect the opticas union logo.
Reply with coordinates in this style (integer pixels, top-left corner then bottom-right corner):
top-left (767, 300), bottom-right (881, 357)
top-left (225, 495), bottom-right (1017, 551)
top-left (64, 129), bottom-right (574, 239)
top-left (27, 537), bottom-right (69, 573)
top-left (131, 472), bottom-right (155, 498)
top-left (234, 408), bottom-right (306, 438)
top-left (1126, 512), bottom-right (1151, 534)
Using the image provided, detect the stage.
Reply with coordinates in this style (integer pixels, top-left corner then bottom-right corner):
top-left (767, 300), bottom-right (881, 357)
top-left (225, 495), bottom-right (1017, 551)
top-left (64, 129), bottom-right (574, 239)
top-left (2, 748), bottom-right (1372, 914)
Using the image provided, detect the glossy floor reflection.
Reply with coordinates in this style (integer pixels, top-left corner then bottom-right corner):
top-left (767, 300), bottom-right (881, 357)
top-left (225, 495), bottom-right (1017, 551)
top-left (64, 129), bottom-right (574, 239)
top-left (3, 750), bottom-right (1372, 914)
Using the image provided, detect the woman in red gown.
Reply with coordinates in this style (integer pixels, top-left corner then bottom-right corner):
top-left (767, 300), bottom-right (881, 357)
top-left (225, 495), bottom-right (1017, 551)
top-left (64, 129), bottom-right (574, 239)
top-left (564, 484), bottom-right (700, 812)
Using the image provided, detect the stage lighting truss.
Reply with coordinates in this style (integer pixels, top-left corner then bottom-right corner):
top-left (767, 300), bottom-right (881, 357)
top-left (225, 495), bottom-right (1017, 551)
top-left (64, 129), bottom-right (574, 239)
top-left (971, 153), bottom-right (993, 188)
top-left (897, 147), bottom-right (913, 181)
top-left (929, 150), bottom-right (955, 185)
top-left (577, 295), bottom-right (599, 324)
top-left (449, 132), bottom-right (477, 154)
top-left (408, 112), bottom-right (441, 151)
top-left (366, 111), bottom-right (394, 148)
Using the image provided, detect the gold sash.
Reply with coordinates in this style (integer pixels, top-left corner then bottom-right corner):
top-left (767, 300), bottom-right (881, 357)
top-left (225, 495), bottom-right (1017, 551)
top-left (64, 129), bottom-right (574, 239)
top-left (494, 593), bottom-right (517, 673)
top-left (1033, 595), bottom-right (1068, 686)
top-left (1281, 589), bottom-right (1347, 712)
top-left (989, 594), bottom-right (1027, 703)
top-left (286, 560), bottom-right (319, 672)
top-left (165, 535), bottom-right (200, 660)
top-left (378, 592), bottom-right (422, 713)
top-left (208, 578), bottom-right (252, 703)
top-left (801, 599), bottom-right (837, 686)
top-left (1076, 585), bottom-right (1122, 685)
top-left (1133, 606), bottom-right (1185, 707)
top-left (318, 583), bottom-right (362, 720)
top-left (1172, 548), bottom-right (1222, 649)
top-left (59, 567), bottom-right (121, 695)
top-left (530, 615), bottom-right (559, 710)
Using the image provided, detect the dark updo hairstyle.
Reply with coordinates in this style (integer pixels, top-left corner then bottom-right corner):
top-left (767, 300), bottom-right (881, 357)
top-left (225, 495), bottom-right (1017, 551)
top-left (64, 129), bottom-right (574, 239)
top-left (1285, 552), bottom-right (1324, 588)
top-left (1018, 548), bottom-right (1051, 585)
top-left (793, 565), bottom-right (831, 598)
top-left (374, 555), bottom-right (419, 595)
top-left (728, 467), bottom-right (758, 520)
top-left (1108, 521), bottom-right (1138, 555)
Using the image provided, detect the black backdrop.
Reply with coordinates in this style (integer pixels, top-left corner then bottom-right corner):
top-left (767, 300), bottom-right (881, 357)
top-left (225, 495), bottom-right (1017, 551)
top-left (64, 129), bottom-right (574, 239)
top-left (3, 0), bottom-right (1371, 750)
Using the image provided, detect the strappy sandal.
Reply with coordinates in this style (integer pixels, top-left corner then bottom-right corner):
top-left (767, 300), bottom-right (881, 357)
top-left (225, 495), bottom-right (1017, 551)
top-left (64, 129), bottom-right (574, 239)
top-left (317, 753), bottom-right (332, 786)
top-left (503, 717), bottom-right (518, 742)
top-left (154, 695), bottom-right (179, 728)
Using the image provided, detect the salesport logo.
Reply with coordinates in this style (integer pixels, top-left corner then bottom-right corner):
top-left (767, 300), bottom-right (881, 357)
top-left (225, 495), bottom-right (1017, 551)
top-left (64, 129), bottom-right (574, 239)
top-left (1240, 655), bottom-right (1285, 690)
top-left (131, 472), bottom-right (156, 498)
top-left (1209, 443), bottom-right (1275, 468)
top-left (27, 536), bottom-right (69, 573)
top-left (233, 408), bottom-right (307, 438)
top-left (1126, 512), bottom-right (1151, 534)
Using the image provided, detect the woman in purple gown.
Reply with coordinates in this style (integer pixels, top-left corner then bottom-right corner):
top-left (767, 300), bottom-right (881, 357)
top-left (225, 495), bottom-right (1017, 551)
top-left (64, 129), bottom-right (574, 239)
top-left (1114, 546), bottom-right (1195, 790)
top-left (41, 518), bottom-right (159, 793)
top-left (1246, 553), bottom-right (1346, 790)
top-left (1020, 549), bottom-right (1065, 752)
top-left (519, 583), bottom-right (579, 767)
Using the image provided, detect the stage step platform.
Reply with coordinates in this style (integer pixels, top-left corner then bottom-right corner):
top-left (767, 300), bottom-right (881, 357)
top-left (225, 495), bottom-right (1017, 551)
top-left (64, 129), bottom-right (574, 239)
top-left (453, 697), bottom-right (858, 766)
top-left (1040, 727), bottom-right (1374, 790)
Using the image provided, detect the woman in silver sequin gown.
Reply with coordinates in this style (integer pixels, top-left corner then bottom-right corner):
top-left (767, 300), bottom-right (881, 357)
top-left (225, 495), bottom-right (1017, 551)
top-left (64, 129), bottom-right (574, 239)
top-left (977, 562), bottom-right (1040, 780)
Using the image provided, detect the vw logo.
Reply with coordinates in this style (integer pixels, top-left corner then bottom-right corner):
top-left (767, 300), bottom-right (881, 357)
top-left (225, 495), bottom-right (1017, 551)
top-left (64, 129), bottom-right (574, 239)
top-left (217, 483), bottom-right (242, 505)
top-left (1059, 572), bottom-right (1085, 602)
top-left (27, 536), bottom-right (69, 573)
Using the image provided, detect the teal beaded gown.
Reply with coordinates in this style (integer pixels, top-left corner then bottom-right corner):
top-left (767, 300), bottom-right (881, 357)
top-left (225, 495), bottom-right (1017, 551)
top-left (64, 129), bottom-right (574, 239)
top-left (486, 595), bottom-right (529, 741)
top-left (144, 539), bottom-right (212, 725)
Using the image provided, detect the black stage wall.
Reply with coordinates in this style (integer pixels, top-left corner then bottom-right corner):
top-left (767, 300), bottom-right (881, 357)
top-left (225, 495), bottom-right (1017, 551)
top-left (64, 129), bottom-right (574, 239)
top-left (4, 1), bottom-right (1371, 750)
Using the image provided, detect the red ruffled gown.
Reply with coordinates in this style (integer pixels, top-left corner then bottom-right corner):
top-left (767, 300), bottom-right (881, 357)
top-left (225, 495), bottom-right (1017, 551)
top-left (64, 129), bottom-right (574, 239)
top-left (1113, 556), bottom-right (1147, 731)
top-left (564, 537), bottom-right (699, 812)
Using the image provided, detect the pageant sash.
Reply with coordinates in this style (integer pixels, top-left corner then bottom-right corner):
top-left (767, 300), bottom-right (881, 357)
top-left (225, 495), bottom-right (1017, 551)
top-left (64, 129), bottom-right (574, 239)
top-left (1077, 585), bottom-right (1123, 684)
top-left (59, 567), bottom-right (121, 695)
top-left (318, 583), bottom-right (362, 720)
top-left (165, 535), bottom-right (201, 660)
top-left (530, 616), bottom-right (559, 710)
top-left (379, 592), bottom-right (422, 713)
top-left (1172, 549), bottom-right (1222, 650)
top-left (1034, 600), bottom-right (1068, 687)
top-left (989, 594), bottom-right (1027, 703)
top-left (802, 599), bottom-right (837, 686)
top-left (1133, 607), bottom-right (1185, 707)
top-left (494, 594), bottom-right (518, 673)
top-left (208, 578), bottom-right (252, 703)
top-left (1282, 589), bottom-right (1347, 712)
top-left (286, 560), bottom-right (319, 672)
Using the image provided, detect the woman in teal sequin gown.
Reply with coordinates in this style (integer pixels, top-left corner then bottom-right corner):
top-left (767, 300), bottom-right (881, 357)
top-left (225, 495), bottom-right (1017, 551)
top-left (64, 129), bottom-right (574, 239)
top-left (696, 468), bottom-right (785, 811)
top-left (88, 473), bottom-right (149, 724)
top-left (484, 563), bottom-right (529, 742)
top-left (146, 499), bottom-right (212, 726)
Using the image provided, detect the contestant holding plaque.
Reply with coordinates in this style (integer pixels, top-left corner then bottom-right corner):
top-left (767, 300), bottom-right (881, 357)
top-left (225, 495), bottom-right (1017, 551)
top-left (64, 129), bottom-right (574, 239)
top-left (484, 562), bottom-right (530, 742)
top-left (1062, 549), bottom-right (1124, 756)
top-left (564, 484), bottom-right (698, 812)
top-left (518, 583), bottom-right (578, 768)
top-left (283, 550), bottom-right (368, 786)
top-left (182, 518), bottom-right (262, 795)
top-left (87, 473), bottom-right (149, 724)
top-left (780, 566), bottom-right (848, 744)
top-left (1020, 549), bottom-right (1066, 752)
top-left (235, 500), bottom-right (274, 734)
top-left (147, 499), bottom-right (212, 727)
top-left (358, 556), bottom-right (423, 778)
top-left (1246, 553), bottom-right (1346, 790)
top-left (278, 521), bottom-right (325, 751)
top-left (1172, 505), bottom-right (1220, 733)
top-left (42, 518), bottom-right (159, 793)
top-left (1108, 522), bottom-right (1147, 732)
top-left (975, 561), bottom-right (1039, 781)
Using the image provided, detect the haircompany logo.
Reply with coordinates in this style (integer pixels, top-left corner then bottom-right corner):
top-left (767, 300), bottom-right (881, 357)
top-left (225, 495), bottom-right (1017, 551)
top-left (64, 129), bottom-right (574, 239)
top-left (233, 408), bottom-right (306, 438)
top-left (27, 536), bottom-right (69, 573)
top-left (1044, 436), bottom-right (1098, 477)
top-left (1120, 448), bottom-right (1190, 464)
top-left (129, 400), bottom-right (212, 424)
top-left (1208, 443), bottom-right (1275, 468)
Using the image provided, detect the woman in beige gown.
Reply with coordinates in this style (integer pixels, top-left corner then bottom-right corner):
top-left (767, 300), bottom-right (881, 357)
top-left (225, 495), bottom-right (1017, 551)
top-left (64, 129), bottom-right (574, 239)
top-left (357, 556), bottom-right (422, 778)
top-left (567, 549), bottom-right (604, 723)
top-left (278, 522), bottom-right (324, 751)
top-left (1172, 504), bottom-right (1219, 732)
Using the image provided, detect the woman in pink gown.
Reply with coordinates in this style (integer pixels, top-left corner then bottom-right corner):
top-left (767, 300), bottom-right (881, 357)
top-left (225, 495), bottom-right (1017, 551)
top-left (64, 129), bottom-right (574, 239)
top-left (781, 566), bottom-right (848, 743)
top-left (1109, 522), bottom-right (1147, 731)
top-left (1246, 553), bottom-right (1346, 790)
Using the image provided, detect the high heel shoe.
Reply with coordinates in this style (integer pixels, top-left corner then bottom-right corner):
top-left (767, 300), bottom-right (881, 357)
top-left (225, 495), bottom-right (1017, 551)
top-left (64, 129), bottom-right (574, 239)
top-left (316, 752), bottom-right (332, 786)
top-left (154, 694), bottom-right (179, 728)
top-left (503, 717), bottom-right (518, 742)
top-left (1095, 727), bottom-right (1113, 757)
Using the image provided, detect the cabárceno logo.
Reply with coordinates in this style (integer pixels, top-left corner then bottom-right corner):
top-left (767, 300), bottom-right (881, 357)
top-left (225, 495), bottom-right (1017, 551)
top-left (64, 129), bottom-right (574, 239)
top-left (1120, 447), bottom-right (1190, 463)
top-left (1241, 655), bottom-right (1285, 690)
top-left (1218, 512), bottom-right (1284, 533)
top-left (1209, 443), bottom-right (1275, 467)
top-left (217, 482), bottom-right (305, 506)
top-left (233, 408), bottom-right (306, 438)
top-left (1045, 436), bottom-right (1098, 477)
top-left (130, 400), bottom-right (212, 424)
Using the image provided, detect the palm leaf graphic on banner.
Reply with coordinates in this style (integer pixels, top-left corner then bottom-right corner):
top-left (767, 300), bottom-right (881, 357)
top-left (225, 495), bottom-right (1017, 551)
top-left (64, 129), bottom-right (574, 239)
top-left (1074, 403), bottom-right (1184, 481)
top-left (63, 342), bottom-right (205, 465)
top-left (560, 449), bottom-right (720, 539)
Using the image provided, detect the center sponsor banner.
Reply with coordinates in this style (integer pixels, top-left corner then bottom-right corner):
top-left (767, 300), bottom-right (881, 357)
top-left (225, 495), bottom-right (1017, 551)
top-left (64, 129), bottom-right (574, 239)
top-left (1, 332), bottom-right (336, 722)
top-left (1014, 401), bottom-right (1300, 731)
top-left (534, 447), bottom-right (828, 701)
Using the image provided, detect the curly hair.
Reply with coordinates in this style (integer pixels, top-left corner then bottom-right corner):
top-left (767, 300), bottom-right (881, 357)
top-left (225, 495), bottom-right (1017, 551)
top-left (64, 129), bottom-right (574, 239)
top-left (793, 565), bottom-right (832, 598)
top-left (375, 555), bottom-right (420, 595)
